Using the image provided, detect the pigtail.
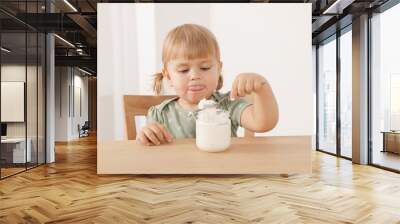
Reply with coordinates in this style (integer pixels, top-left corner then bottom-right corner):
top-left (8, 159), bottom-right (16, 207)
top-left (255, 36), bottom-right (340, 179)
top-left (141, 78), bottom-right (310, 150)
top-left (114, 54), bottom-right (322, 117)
top-left (216, 73), bottom-right (223, 90)
top-left (153, 72), bottom-right (164, 95)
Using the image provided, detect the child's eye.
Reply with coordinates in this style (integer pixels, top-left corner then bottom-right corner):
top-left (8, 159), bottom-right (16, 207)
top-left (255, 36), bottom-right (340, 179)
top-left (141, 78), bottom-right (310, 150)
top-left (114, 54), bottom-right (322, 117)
top-left (178, 67), bottom-right (210, 73)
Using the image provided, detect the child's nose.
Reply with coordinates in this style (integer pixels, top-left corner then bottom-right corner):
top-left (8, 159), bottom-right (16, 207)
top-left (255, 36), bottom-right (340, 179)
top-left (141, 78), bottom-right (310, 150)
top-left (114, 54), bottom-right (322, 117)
top-left (189, 69), bottom-right (202, 80)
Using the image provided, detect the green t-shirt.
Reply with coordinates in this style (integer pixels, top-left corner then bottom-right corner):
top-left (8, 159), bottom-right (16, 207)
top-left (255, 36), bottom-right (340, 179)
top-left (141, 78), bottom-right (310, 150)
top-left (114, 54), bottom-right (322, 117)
top-left (146, 91), bottom-right (252, 138)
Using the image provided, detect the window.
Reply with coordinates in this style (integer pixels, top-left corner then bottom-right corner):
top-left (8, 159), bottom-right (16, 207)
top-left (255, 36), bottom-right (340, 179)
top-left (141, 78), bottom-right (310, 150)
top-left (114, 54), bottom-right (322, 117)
top-left (340, 28), bottom-right (352, 158)
top-left (318, 36), bottom-right (337, 154)
top-left (370, 2), bottom-right (400, 171)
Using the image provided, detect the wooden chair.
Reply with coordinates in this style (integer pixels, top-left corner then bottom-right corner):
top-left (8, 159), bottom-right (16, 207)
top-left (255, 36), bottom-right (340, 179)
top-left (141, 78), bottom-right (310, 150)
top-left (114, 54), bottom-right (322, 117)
top-left (123, 95), bottom-right (255, 140)
top-left (123, 95), bottom-right (176, 140)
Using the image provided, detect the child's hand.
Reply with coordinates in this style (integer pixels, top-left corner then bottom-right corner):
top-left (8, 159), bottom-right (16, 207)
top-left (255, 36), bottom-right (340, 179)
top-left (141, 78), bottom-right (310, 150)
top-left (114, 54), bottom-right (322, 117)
top-left (137, 122), bottom-right (174, 146)
top-left (230, 73), bottom-right (267, 100)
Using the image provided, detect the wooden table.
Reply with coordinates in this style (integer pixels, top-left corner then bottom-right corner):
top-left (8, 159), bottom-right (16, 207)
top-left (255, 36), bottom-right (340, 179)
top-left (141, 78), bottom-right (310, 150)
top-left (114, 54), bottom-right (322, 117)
top-left (97, 136), bottom-right (312, 175)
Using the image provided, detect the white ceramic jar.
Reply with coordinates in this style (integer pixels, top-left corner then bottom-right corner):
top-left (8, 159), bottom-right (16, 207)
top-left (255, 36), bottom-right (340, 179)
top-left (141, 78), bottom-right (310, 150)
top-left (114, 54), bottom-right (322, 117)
top-left (195, 108), bottom-right (231, 152)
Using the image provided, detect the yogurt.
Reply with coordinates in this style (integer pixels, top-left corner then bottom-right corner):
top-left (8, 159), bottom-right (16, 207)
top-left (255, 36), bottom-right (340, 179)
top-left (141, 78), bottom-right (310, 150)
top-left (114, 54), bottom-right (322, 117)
top-left (195, 99), bottom-right (231, 152)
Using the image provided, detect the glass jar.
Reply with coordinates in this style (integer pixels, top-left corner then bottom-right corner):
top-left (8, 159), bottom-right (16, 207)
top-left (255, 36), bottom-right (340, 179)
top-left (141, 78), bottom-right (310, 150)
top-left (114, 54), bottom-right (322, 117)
top-left (195, 108), bottom-right (231, 152)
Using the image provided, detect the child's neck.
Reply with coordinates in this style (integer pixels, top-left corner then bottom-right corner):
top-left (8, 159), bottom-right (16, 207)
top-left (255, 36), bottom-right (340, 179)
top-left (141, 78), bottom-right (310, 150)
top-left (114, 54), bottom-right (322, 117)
top-left (177, 98), bottom-right (199, 111)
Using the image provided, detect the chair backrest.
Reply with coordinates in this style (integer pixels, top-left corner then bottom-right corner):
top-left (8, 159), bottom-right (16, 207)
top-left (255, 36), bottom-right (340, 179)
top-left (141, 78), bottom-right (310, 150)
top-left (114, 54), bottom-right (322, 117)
top-left (124, 95), bottom-right (176, 140)
top-left (123, 95), bottom-right (255, 140)
top-left (82, 121), bottom-right (90, 129)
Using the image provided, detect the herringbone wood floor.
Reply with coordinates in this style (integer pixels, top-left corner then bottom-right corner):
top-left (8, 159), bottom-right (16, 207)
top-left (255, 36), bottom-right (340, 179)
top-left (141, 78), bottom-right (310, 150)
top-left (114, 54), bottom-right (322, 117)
top-left (1, 135), bottom-right (400, 224)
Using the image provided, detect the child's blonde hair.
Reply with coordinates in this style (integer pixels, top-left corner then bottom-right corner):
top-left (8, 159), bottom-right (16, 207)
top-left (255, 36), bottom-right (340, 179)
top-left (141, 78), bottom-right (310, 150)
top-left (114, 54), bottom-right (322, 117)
top-left (153, 23), bottom-right (223, 95)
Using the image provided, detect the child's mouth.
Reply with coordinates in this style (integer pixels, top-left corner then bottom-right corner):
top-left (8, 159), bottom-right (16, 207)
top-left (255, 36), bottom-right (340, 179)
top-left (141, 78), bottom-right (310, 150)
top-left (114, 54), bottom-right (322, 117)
top-left (188, 85), bottom-right (206, 92)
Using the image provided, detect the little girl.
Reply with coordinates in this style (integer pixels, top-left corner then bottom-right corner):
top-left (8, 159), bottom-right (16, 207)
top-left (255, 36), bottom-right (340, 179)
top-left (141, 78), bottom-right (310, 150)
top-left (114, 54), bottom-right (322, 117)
top-left (137, 24), bottom-right (279, 146)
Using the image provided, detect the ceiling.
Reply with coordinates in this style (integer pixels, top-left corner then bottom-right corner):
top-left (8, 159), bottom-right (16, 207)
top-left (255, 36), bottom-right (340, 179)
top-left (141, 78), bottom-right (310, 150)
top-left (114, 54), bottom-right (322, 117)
top-left (0, 0), bottom-right (392, 75)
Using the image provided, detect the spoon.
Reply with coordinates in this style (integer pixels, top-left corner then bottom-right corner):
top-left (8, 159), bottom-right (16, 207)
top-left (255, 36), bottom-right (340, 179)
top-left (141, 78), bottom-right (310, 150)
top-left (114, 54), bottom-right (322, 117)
top-left (188, 91), bottom-right (232, 119)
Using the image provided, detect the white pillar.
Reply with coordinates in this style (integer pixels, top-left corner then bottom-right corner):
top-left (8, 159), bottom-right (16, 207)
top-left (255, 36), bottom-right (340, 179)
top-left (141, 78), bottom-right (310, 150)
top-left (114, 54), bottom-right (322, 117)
top-left (352, 14), bottom-right (369, 164)
top-left (45, 0), bottom-right (55, 163)
top-left (46, 33), bottom-right (55, 163)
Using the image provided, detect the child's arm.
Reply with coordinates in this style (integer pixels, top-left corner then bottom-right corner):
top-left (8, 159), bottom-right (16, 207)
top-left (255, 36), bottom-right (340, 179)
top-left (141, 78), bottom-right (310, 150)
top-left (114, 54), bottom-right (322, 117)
top-left (230, 73), bottom-right (279, 132)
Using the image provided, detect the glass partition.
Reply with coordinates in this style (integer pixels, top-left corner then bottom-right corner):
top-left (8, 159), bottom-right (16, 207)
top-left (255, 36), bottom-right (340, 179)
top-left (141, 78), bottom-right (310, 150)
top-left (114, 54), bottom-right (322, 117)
top-left (1, 31), bottom-right (28, 177)
top-left (0, 1), bottom-right (46, 179)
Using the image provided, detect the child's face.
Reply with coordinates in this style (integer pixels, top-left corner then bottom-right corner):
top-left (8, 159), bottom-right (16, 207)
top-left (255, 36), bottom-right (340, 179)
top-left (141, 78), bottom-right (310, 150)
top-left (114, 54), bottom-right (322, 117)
top-left (165, 56), bottom-right (222, 104)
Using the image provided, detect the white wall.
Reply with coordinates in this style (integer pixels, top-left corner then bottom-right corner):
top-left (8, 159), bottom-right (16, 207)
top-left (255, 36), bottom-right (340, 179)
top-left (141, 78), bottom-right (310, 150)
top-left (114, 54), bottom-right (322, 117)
top-left (1, 65), bottom-right (39, 138)
top-left (98, 3), bottom-right (313, 141)
top-left (55, 67), bottom-right (69, 141)
top-left (55, 67), bottom-right (89, 141)
top-left (72, 73), bottom-right (89, 138)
